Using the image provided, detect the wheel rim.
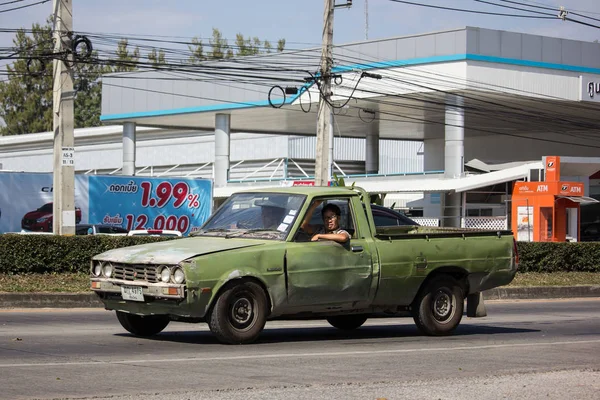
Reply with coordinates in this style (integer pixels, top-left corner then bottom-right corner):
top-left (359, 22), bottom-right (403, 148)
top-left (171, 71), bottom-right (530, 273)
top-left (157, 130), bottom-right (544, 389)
top-left (229, 290), bottom-right (256, 331)
top-left (432, 288), bottom-right (456, 324)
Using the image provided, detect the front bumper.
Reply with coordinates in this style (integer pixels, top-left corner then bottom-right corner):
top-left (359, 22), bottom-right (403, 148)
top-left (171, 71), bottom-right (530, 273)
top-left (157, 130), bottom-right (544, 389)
top-left (91, 278), bottom-right (185, 299)
top-left (91, 278), bottom-right (212, 319)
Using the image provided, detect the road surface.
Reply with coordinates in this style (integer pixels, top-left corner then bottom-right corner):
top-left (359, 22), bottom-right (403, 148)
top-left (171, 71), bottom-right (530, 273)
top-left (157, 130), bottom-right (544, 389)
top-left (1, 299), bottom-right (599, 399)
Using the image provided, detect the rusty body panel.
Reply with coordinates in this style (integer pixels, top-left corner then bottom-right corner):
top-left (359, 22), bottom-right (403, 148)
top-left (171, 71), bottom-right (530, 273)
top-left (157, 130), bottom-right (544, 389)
top-left (91, 186), bottom-right (517, 334)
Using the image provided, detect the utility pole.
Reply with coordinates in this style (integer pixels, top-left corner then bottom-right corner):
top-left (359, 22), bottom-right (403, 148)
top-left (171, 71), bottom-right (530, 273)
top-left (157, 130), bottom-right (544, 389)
top-left (52, 0), bottom-right (76, 235)
top-left (365, 0), bottom-right (369, 40)
top-left (315, 0), bottom-right (335, 187)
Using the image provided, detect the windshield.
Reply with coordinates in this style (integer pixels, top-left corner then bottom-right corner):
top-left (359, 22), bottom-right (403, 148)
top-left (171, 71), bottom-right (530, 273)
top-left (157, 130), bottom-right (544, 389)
top-left (194, 192), bottom-right (306, 240)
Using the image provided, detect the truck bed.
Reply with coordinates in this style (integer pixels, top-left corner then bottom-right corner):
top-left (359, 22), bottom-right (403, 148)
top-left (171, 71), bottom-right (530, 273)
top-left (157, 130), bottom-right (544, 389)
top-left (375, 225), bottom-right (513, 239)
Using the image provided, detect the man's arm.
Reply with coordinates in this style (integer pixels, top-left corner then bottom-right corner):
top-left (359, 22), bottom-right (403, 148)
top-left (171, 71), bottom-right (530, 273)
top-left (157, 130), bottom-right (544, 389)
top-left (300, 200), bottom-right (323, 235)
top-left (311, 230), bottom-right (350, 244)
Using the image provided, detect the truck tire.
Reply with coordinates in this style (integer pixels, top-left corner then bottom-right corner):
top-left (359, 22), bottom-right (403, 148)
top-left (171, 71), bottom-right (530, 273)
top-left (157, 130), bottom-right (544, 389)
top-left (116, 311), bottom-right (170, 337)
top-left (208, 281), bottom-right (268, 344)
top-left (326, 315), bottom-right (368, 330)
top-left (412, 275), bottom-right (464, 336)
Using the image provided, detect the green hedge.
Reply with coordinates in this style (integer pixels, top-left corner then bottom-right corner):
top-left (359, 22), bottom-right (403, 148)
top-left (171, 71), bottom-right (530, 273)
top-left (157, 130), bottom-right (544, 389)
top-left (0, 235), bottom-right (174, 275)
top-left (0, 235), bottom-right (599, 275)
top-left (516, 242), bottom-right (600, 273)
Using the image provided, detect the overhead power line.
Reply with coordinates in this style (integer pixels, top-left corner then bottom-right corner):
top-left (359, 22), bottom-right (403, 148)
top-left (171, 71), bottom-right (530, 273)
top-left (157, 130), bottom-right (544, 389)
top-left (387, 0), bottom-right (556, 18)
top-left (0, 0), bottom-right (49, 13)
top-left (515, 0), bottom-right (600, 16)
top-left (563, 17), bottom-right (600, 30)
top-left (0, 0), bottom-right (31, 6)
top-left (473, 0), bottom-right (555, 16)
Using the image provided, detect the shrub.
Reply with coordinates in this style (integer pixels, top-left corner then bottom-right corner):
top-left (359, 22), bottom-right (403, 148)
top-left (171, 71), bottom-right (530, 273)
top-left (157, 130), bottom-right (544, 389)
top-left (0, 235), bottom-right (173, 275)
top-left (516, 242), bottom-right (600, 273)
top-left (1, 235), bottom-right (599, 275)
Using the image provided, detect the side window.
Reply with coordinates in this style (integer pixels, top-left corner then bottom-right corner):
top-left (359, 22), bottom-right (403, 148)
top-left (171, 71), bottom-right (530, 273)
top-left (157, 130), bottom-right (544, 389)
top-left (98, 226), bottom-right (112, 234)
top-left (373, 211), bottom-right (400, 227)
top-left (295, 197), bottom-right (357, 241)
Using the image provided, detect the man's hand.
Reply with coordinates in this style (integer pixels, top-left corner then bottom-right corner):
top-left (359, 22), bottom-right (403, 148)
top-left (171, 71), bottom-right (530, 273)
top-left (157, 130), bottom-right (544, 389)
top-left (311, 234), bottom-right (321, 242)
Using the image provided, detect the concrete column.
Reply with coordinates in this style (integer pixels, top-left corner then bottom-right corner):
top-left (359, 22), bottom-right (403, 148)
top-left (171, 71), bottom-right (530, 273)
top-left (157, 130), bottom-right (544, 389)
top-left (443, 94), bottom-right (465, 227)
top-left (365, 117), bottom-right (380, 174)
top-left (122, 122), bottom-right (136, 176)
top-left (214, 113), bottom-right (231, 188)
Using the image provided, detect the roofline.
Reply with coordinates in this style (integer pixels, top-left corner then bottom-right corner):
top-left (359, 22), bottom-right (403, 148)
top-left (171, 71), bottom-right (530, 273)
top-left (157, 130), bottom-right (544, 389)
top-left (100, 53), bottom-right (600, 122)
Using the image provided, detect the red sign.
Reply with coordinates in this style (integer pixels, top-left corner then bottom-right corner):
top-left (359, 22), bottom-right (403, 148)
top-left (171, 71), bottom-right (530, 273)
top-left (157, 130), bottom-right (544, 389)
top-left (545, 156), bottom-right (560, 182)
top-left (514, 181), bottom-right (584, 196)
top-left (292, 181), bottom-right (316, 186)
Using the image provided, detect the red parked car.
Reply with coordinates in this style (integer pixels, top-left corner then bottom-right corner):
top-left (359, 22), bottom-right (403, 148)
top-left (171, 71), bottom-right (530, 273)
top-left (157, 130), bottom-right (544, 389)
top-left (21, 203), bottom-right (82, 232)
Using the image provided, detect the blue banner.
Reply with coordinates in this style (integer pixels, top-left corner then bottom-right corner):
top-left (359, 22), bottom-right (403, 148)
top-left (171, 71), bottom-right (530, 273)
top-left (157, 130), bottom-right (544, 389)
top-left (88, 176), bottom-right (212, 235)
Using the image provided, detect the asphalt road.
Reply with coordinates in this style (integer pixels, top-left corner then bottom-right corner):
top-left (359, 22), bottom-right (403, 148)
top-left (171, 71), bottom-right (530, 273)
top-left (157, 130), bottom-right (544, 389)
top-left (0, 299), bottom-right (599, 400)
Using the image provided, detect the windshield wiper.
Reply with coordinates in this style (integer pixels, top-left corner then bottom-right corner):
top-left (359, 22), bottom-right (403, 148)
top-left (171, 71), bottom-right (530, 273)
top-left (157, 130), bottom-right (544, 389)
top-left (190, 228), bottom-right (229, 236)
top-left (224, 229), bottom-right (281, 239)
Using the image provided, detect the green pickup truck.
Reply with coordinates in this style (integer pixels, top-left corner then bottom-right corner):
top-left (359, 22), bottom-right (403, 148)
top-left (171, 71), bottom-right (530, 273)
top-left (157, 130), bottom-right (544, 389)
top-left (90, 186), bottom-right (518, 344)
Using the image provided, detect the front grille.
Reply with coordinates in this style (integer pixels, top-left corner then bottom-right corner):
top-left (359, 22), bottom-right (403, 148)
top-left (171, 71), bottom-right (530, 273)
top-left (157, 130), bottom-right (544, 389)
top-left (112, 264), bottom-right (158, 283)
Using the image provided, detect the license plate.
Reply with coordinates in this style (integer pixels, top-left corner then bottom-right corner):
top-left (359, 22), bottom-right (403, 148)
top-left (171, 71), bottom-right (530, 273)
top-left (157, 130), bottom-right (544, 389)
top-left (121, 285), bottom-right (144, 302)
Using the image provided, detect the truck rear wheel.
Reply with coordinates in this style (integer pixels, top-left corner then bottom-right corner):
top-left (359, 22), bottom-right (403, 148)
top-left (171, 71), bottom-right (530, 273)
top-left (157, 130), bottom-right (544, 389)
top-left (116, 311), bottom-right (170, 337)
top-left (327, 315), bottom-right (368, 330)
top-left (412, 275), bottom-right (464, 336)
top-left (208, 281), bottom-right (268, 344)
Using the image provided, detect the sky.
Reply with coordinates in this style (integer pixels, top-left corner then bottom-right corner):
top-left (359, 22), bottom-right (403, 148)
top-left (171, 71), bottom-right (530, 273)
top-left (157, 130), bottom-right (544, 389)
top-left (1, 0), bottom-right (599, 57)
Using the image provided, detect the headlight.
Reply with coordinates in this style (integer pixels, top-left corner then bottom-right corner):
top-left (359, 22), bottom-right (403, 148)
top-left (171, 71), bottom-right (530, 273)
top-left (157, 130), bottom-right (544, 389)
top-left (172, 267), bottom-right (185, 284)
top-left (158, 266), bottom-right (171, 283)
top-left (36, 216), bottom-right (49, 223)
top-left (102, 262), bottom-right (113, 278)
top-left (92, 262), bottom-right (102, 277)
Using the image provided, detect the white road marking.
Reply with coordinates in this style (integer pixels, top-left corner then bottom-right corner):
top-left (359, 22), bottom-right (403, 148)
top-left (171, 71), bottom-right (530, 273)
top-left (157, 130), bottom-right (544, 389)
top-left (1, 339), bottom-right (599, 368)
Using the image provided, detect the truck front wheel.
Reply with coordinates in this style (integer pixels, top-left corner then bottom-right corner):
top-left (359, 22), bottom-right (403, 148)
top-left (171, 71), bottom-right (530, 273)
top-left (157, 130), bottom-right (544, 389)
top-left (208, 281), bottom-right (268, 344)
top-left (116, 311), bottom-right (170, 337)
top-left (412, 275), bottom-right (464, 336)
top-left (327, 315), bottom-right (368, 330)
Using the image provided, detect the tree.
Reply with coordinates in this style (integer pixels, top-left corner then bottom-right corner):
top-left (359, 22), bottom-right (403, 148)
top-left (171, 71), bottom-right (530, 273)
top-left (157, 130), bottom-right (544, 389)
top-left (235, 34), bottom-right (265, 56)
top-left (277, 39), bottom-right (286, 53)
top-left (0, 23), bottom-right (54, 135)
top-left (208, 28), bottom-right (233, 60)
top-left (112, 39), bottom-right (140, 72)
top-left (188, 37), bottom-right (205, 63)
top-left (0, 20), bottom-right (108, 135)
top-left (0, 23), bottom-right (287, 135)
top-left (264, 40), bottom-right (273, 53)
top-left (73, 57), bottom-right (105, 128)
top-left (148, 48), bottom-right (166, 66)
top-left (189, 29), bottom-right (286, 63)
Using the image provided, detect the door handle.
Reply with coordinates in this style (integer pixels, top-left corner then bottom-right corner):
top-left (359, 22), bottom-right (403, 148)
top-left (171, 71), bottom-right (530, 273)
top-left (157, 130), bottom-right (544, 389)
top-left (351, 245), bottom-right (363, 252)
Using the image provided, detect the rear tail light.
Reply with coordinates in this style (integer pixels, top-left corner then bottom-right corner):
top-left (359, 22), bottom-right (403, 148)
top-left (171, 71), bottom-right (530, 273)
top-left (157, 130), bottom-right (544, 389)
top-left (147, 229), bottom-right (163, 234)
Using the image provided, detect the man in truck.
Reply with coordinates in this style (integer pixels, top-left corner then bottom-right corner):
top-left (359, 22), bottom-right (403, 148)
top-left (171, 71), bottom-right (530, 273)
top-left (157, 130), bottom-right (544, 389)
top-left (301, 201), bottom-right (350, 244)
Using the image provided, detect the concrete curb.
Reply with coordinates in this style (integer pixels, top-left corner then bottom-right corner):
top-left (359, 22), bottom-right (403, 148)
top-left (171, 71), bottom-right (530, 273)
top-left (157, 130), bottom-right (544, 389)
top-left (0, 293), bottom-right (103, 309)
top-left (483, 285), bottom-right (600, 300)
top-left (1, 286), bottom-right (599, 309)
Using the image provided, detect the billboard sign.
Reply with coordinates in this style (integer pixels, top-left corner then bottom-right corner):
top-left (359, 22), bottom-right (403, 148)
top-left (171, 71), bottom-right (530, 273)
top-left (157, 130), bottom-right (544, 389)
top-left (0, 172), bottom-right (212, 235)
top-left (88, 176), bottom-right (212, 235)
